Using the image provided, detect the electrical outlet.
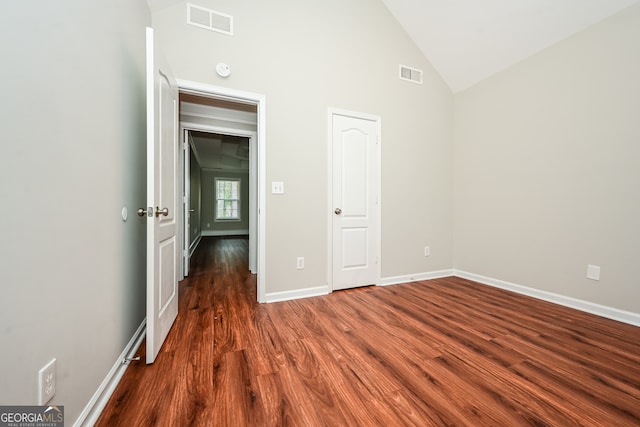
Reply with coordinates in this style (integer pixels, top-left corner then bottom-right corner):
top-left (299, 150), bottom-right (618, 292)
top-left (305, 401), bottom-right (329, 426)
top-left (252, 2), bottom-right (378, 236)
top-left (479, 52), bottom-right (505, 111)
top-left (38, 358), bottom-right (56, 405)
top-left (424, 246), bottom-right (430, 257)
top-left (586, 264), bottom-right (600, 281)
top-left (296, 257), bottom-right (304, 269)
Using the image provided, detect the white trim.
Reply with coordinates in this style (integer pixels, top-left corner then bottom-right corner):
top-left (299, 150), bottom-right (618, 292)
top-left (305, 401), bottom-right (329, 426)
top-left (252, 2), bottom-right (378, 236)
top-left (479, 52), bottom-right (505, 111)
top-left (214, 177), bottom-right (241, 221)
top-left (181, 103), bottom-right (257, 126)
top-left (380, 269), bottom-right (455, 286)
top-left (201, 167), bottom-right (250, 173)
top-left (454, 270), bottom-right (640, 327)
top-left (181, 121), bottom-right (256, 137)
top-left (265, 285), bottom-right (330, 303)
top-left (202, 229), bottom-right (249, 237)
top-left (189, 233), bottom-right (202, 257)
top-left (74, 320), bottom-right (146, 427)
top-left (327, 108), bottom-right (382, 292)
top-left (182, 129), bottom-right (190, 278)
top-left (177, 79), bottom-right (267, 303)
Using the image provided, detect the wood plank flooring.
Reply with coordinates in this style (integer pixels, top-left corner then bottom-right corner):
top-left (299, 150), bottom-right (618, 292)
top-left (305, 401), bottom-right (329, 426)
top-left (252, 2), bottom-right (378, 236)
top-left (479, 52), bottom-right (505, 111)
top-left (96, 236), bottom-right (640, 426)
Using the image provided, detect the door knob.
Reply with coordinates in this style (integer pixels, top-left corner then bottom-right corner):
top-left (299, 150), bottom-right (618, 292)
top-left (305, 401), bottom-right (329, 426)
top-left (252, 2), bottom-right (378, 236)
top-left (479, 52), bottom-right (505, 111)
top-left (137, 208), bottom-right (149, 217)
top-left (335, 208), bottom-right (342, 215)
top-left (155, 207), bottom-right (169, 217)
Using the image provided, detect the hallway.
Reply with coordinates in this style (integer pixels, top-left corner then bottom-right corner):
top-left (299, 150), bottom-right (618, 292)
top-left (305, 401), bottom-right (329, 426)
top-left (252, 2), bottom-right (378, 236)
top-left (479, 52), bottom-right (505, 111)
top-left (96, 236), bottom-right (257, 426)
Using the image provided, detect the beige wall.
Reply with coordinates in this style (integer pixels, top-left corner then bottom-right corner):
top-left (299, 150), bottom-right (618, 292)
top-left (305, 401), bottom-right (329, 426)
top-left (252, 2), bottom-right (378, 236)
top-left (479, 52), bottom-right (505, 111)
top-left (0, 0), bottom-right (150, 423)
top-left (453, 4), bottom-right (640, 313)
top-left (152, 0), bottom-right (454, 293)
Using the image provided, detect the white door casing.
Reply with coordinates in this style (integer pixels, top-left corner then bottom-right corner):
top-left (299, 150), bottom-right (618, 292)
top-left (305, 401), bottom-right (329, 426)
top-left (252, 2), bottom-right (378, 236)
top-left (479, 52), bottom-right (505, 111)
top-left (248, 134), bottom-right (257, 274)
top-left (183, 129), bottom-right (190, 277)
top-left (146, 27), bottom-right (179, 364)
top-left (330, 110), bottom-right (381, 291)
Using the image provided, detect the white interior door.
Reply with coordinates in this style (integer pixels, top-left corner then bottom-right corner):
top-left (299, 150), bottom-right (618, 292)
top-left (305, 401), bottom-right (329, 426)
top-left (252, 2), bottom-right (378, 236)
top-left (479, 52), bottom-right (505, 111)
top-left (145, 27), bottom-right (179, 364)
top-left (331, 111), bottom-right (380, 291)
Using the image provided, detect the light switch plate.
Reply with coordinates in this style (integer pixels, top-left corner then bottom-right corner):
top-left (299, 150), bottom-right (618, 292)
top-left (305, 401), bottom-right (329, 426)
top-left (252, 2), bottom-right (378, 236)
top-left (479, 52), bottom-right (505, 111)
top-left (272, 181), bottom-right (284, 194)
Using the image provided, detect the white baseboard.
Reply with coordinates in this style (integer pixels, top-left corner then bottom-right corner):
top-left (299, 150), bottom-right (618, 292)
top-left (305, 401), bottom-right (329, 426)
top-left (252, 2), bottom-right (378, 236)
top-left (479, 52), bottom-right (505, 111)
top-left (74, 320), bottom-right (146, 427)
top-left (454, 270), bottom-right (640, 327)
top-left (189, 234), bottom-right (202, 258)
top-left (201, 229), bottom-right (249, 237)
top-left (263, 271), bottom-right (455, 303)
top-left (265, 285), bottom-right (330, 303)
top-left (380, 269), bottom-right (454, 287)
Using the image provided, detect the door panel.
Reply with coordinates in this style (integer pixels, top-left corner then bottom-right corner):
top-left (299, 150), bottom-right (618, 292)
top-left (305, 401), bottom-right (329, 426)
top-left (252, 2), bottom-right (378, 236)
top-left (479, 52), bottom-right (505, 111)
top-left (341, 228), bottom-right (368, 268)
top-left (332, 113), bottom-right (379, 291)
top-left (341, 132), bottom-right (368, 215)
top-left (146, 27), bottom-right (179, 364)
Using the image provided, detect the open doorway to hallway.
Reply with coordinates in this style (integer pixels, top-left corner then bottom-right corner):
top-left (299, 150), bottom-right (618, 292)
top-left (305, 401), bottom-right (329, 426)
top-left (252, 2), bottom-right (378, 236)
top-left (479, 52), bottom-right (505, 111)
top-left (184, 130), bottom-right (253, 272)
top-left (180, 94), bottom-right (257, 278)
top-left (175, 81), bottom-right (266, 302)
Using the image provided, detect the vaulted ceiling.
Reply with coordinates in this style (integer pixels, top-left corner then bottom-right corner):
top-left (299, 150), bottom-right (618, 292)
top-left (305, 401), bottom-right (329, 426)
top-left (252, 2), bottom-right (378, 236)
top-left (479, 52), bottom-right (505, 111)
top-left (149, 0), bottom-right (640, 92)
top-left (380, 0), bottom-right (640, 92)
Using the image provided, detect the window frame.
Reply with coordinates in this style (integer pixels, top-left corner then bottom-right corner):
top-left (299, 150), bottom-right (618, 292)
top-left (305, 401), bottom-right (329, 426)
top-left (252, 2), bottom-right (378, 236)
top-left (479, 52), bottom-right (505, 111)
top-left (214, 177), bottom-right (241, 222)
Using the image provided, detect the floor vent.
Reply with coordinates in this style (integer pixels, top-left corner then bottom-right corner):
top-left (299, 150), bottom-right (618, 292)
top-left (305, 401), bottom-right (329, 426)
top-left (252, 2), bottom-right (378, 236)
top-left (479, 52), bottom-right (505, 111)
top-left (399, 64), bottom-right (423, 84)
top-left (187, 3), bottom-right (233, 35)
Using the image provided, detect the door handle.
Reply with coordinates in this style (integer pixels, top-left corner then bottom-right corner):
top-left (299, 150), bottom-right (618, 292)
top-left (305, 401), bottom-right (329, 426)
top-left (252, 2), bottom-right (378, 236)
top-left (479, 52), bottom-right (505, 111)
top-left (137, 207), bottom-right (151, 217)
top-left (155, 207), bottom-right (169, 217)
top-left (335, 208), bottom-right (342, 215)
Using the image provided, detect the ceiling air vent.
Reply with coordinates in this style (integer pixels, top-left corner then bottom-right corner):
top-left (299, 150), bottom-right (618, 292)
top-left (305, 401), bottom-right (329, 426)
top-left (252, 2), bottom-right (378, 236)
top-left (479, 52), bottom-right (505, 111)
top-left (187, 3), bottom-right (233, 35)
top-left (399, 64), bottom-right (423, 84)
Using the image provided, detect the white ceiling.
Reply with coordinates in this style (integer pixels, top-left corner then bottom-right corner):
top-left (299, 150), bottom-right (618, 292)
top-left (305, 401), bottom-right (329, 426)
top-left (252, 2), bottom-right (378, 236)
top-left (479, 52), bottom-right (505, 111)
top-left (191, 132), bottom-right (250, 171)
top-left (381, 0), bottom-right (640, 92)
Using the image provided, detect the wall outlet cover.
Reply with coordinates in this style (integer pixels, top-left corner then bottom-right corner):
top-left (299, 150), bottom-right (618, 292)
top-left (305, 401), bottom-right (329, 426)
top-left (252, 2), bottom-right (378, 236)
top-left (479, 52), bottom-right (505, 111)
top-left (586, 264), bottom-right (601, 281)
top-left (38, 358), bottom-right (56, 405)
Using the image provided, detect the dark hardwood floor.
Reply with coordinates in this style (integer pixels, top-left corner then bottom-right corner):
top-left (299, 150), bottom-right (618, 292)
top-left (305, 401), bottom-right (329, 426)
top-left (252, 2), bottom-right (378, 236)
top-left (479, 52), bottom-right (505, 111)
top-left (96, 236), bottom-right (640, 426)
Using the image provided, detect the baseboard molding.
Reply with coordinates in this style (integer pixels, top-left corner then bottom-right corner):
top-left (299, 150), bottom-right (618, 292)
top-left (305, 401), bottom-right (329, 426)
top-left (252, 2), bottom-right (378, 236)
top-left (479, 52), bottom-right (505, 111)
top-left (265, 285), bottom-right (330, 303)
top-left (380, 269), bottom-right (454, 287)
top-left (202, 229), bottom-right (249, 237)
top-left (189, 234), bottom-right (202, 258)
top-left (263, 271), bottom-right (456, 303)
top-left (74, 320), bottom-right (146, 427)
top-left (454, 270), bottom-right (640, 327)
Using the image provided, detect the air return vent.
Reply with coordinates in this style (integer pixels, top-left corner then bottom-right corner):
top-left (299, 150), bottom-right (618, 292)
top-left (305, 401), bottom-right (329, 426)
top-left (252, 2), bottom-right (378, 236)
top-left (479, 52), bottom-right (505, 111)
top-left (187, 3), bottom-right (233, 35)
top-left (399, 64), bottom-right (423, 84)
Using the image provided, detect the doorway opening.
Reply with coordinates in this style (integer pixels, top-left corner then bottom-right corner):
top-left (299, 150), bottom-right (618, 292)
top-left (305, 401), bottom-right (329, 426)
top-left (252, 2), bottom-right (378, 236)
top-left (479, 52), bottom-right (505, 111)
top-left (183, 129), bottom-right (256, 274)
top-left (176, 81), bottom-right (266, 302)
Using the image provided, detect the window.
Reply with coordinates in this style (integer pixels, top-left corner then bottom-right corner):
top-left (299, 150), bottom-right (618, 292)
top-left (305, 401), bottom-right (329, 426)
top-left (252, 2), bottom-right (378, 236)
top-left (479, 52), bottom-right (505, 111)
top-left (215, 178), bottom-right (240, 220)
